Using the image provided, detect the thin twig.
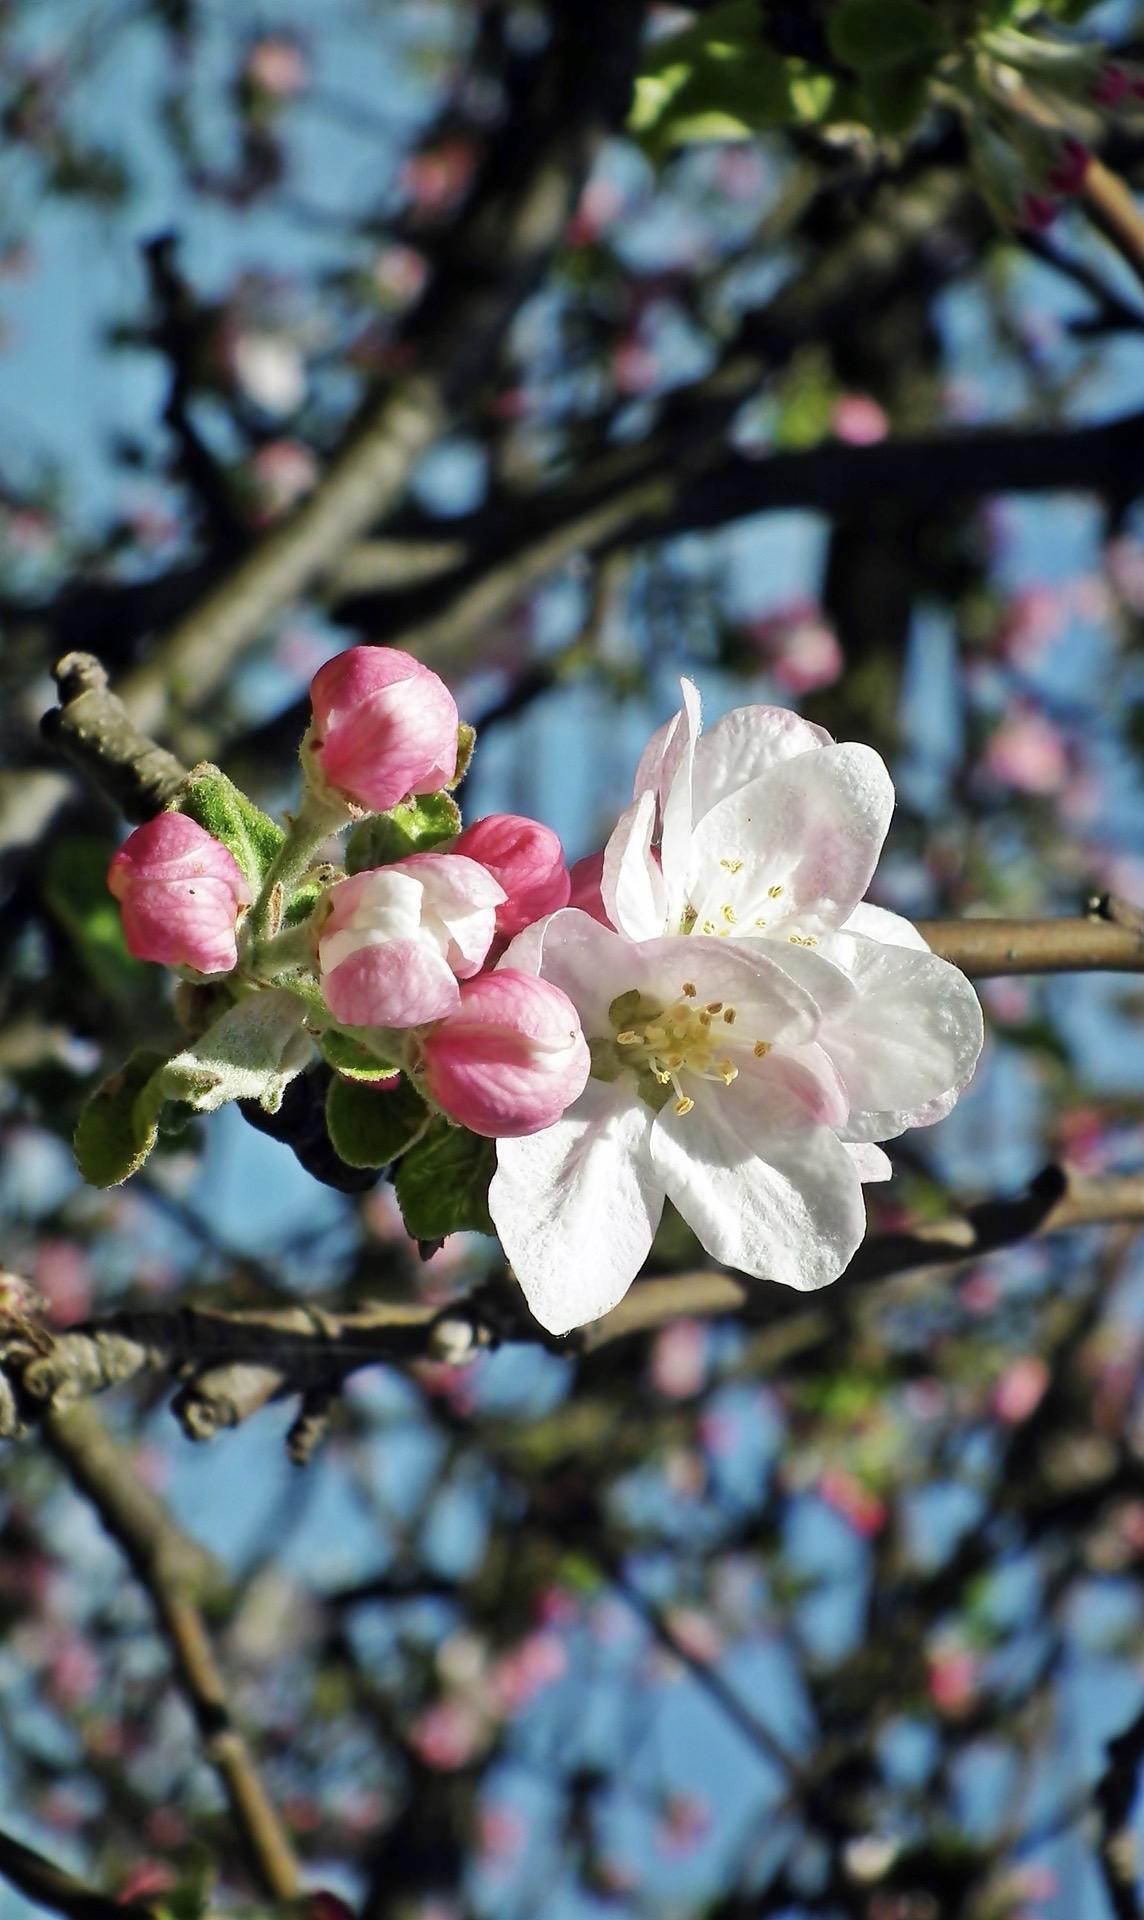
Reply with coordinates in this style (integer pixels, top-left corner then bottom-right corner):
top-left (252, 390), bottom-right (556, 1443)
top-left (917, 915), bottom-right (1144, 974)
top-left (44, 1404), bottom-right (301, 1903)
top-left (0, 1824), bottom-right (159, 1920)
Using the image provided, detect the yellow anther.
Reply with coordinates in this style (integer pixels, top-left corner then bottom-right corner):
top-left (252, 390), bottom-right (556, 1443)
top-left (754, 1041), bottom-right (771, 1058)
top-left (721, 903), bottom-right (737, 924)
top-left (718, 1060), bottom-right (737, 1085)
top-left (655, 1069), bottom-right (672, 1085)
top-left (788, 934), bottom-right (818, 947)
top-left (667, 1053), bottom-right (684, 1070)
top-left (723, 1008), bottom-right (736, 1025)
top-left (706, 1001), bottom-right (723, 1014)
top-left (767, 884), bottom-right (784, 899)
top-left (701, 919), bottom-right (716, 934)
top-left (616, 1030), bottom-right (641, 1046)
top-left (719, 857), bottom-right (743, 873)
top-left (682, 981), bottom-right (697, 997)
top-left (674, 1095), bottom-right (695, 1116)
top-left (680, 905), bottom-right (698, 932)
top-left (754, 918), bottom-right (767, 929)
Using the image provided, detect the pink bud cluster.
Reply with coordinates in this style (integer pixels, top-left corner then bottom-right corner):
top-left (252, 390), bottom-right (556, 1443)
top-left (107, 645), bottom-right (592, 1141)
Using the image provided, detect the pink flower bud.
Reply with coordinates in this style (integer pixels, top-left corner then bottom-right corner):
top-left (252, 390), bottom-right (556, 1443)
top-left (567, 850), bottom-right (610, 925)
top-left (452, 813), bottom-right (571, 940)
top-left (318, 854), bottom-right (504, 1029)
top-left (306, 646), bottom-right (459, 814)
top-left (417, 970), bottom-right (590, 1137)
top-left (108, 814), bottom-right (251, 974)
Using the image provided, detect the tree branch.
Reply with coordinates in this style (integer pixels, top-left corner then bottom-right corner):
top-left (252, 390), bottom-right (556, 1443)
top-left (6, 1166), bottom-right (1144, 1424)
top-left (113, 0), bottom-right (647, 737)
top-left (917, 908), bottom-right (1144, 974)
top-left (44, 1403), bottom-right (301, 1903)
top-left (0, 1825), bottom-right (158, 1920)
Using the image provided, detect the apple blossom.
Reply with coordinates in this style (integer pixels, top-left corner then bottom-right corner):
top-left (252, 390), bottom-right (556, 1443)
top-left (305, 645), bottom-right (459, 814)
top-left (416, 969), bottom-right (589, 1137)
top-left (452, 813), bottom-right (571, 940)
top-left (566, 849), bottom-right (608, 924)
top-left (488, 683), bottom-right (983, 1335)
top-left (108, 813), bottom-right (251, 975)
top-left (318, 854), bottom-right (503, 1029)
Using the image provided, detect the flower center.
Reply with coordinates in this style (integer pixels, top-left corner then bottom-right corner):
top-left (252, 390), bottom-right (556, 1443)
top-left (591, 983), bottom-right (770, 1117)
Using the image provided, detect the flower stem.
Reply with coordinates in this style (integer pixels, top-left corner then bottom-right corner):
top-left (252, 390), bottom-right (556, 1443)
top-left (247, 793), bottom-right (346, 945)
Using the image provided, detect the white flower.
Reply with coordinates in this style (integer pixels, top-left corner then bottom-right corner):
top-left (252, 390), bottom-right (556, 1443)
top-left (489, 685), bottom-right (983, 1336)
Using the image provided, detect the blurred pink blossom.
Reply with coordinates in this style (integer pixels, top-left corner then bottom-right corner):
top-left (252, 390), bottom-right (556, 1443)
top-left (568, 176), bottom-right (624, 246)
top-left (983, 708), bottom-right (1067, 795)
top-left (245, 36), bottom-right (308, 99)
top-left (1106, 535), bottom-right (1144, 612)
top-left (408, 1697), bottom-right (487, 1770)
top-left (926, 1643), bottom-right (981, 1716)
top-left (819, 1467), bottom-right (887, 1538)
top-left (994, 586), bottom-right (1063, 665)
top-left (833, 394), bottom-right (888, 445)
top-left (251, 439), bottom-right (317, 520)
top-left (664, 1606), bottom-right (723, 1667)
top-left (373, 242), bottom-right (429, 308)
top-left (746, 598), bottom-right (844, 694)
top-left (980, 976), bottom-right (1033, 1026)
top-left (992, 1355), bottom-right (1049, 1424)
top-left (649, 1317), bottom-right (707, 1398)
top-left (492, 1631), bottom-right (568, 1714)
top-left (478, 1803), bottom-right (528, 1864)
top-left (401, 140), bottom-right (477, 217)
top-left (34, 1240), bottom-right (91, 1326)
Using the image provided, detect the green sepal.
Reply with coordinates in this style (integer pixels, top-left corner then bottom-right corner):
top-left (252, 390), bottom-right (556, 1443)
top-left (74, 1049), bottom-right (169, 1187)
top-left (158, 988), bottom-right (311, 1117)
top-left (319, 1029), bottom-right (402, 1083)
top-left (345, 791), bottom-right (462, 872)
top-left (174, 763), bottom-right (285, 890)
top-left (394, 1119), bottom-right (496, 1240)
top-left (827, 0), bottom-right (947, 72)
top-left (325, 1074), bottom-right (430, 1169)
top-left (449, 722), bottom-right (476, 790)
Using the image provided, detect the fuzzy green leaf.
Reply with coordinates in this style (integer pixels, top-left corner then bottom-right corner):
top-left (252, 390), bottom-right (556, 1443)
top-left (319, 1029), bottom-right (402, 1083)
top-left (326, 1074), bottom-right (430, 1168)
top-left (74, 1049), bottom-right (169, 1187)
top-left (174, 764), bottom-right (285, 890)
top-left (159, 989), bottom-right (311, 1116)
top-left (394, 1119), bottom-right (496, 1239)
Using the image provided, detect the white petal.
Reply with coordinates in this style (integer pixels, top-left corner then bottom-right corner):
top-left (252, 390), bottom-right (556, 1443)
top-left (505, 909), bottom-right (655, 1035)
top-left (686, 743), bottom-right (895, 937)
top-left (845, 1142), bottom-right (893, 1182)
top-left (658, 678), bottom-right (702, 925)
top-left (814, 935), bottom-right (984, 1141)
top-left (840, 901), bottom-right (928, 952)
top-left (651, 1077), bottom-right (866, 1290)
top-left (691, 704), bottom-right (832, 824)
top-left (490, 1080), bottom-right (662, 1335)
top-left (637, 936), bottom-right (828, 1049)
top-left (601, 790), bottom-right (666, 941)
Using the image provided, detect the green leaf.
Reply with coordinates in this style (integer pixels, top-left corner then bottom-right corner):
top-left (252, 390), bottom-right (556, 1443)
top-left (42, 837), bottom-right (151, 1007)
top-left (860, 60), bottom-right (932, 134)
top-left (345, 791), bottom-right (461, 871)
top-left (74, 1049), bottom-right (168, 1187)
top-left (394, 1119), bottom-right (496, 1239)
top-left (319, 1029), bottom-right (402, 1082)
top-left (827, 0), bottom-right (947, 72)
top-left (326, 1074), bottom-right (430, 1168)
top-left (159, 988), bottom-right (311, 1116)
top-left (175, 763), bottom-right (285, 890)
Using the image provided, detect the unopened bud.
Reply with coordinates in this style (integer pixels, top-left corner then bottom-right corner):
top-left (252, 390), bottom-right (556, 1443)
top-left (453, 813), bottom-right (571, 940)
top-left (417, 969), bottom-right (590, 1137)
top-left (108, 814), bottom-right (251, 975)
top-left (304, 645), bottom-right (459, 815)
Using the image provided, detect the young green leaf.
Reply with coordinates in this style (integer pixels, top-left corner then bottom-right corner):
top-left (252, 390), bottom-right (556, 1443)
top-left (159, 988), bottom-right (311, 1116)
top-left (319, 1029), bottom-right (403, 1083)
top-left (345, 791), bottom-right (461, 871)
top-left (74, 1049), bottom-right (169, 1187)
top-left (174, 763), bottom-right (285, 890)
top-left (827, 0), bottom-right (946, 72)
top-left (325, 1074), bottom-right (430, 1168)
top-left (394, 1119), bottom-right (496, 1239)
